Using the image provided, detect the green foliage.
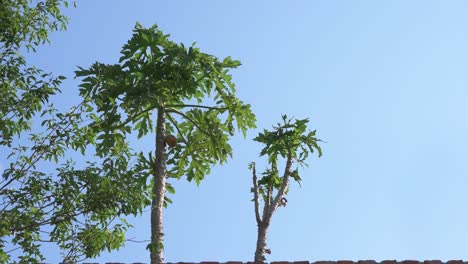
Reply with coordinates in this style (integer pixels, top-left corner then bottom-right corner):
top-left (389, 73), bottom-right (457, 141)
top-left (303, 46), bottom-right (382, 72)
top-left (76, 22), bottom-right (256, 185)
top-left (0, 0), bottom-right (72, 261)
top-left (76, 23), bottom-right (256, 259)
top-left (253, 115), bottom-right (322, 198)
top-left (1, 104), bottom-right (152, 262)
top-left (1, 1), bottom-right (149, 262)
top-left (251, 116), bottom-right (322, 262)
top-left (1, 15), bottom-right (254, 262)
top-left (255, 115), bottom-right (322, 165)
top-left (0, 0), bottom-right (73, 146)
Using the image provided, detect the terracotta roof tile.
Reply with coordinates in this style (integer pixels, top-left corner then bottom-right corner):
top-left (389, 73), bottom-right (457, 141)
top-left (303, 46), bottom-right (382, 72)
top-left (314, 261), bottom-right (336, 264)
top-left (36, 260), bottom-right (468, 264)
top-left (380, 260), bottom-right (398, 264)
top-left (401, 260), bottom-right (421, 264)
top-left (293, 261), bottom-right (310, 264)
top-left (358, 260), bottom-right (377, 264)
top-left (447, 261), bottom-right (464, 264)
top-left (247, 261), bottom-right (266, 264)
top-left (271, 261), bottom-right (291, 264)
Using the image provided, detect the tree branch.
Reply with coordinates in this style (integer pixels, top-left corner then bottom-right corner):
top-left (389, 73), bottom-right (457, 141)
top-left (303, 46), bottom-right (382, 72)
top-left (194, 70), bottom-right (213, 85)
top-left (0, 3), bottom-right (43, 61)
top-left (261, 184), bottom-right (272, 223)
top-left (266, 153), bottom-right (293, 220)
top-left (166, 107), bottom-right (211, 136)
top-left (251, 163), bottom-right (262, 224)
top-left (127, 237), bottom-right (150, 243)
top-left (166, 104), bottom-right (227, 111)
top-left (90, 105), bottom-right (158, 131)
top-left (5, 247), bottom-right (20, 254)
top-left (266, 185), bottom-right (273, 210)
top-left (0, 102), bottom-right (85, 192)
top-left (124, 105), bottom-right (158, 127)
top-left (166, 113), bottom-right (188, 145)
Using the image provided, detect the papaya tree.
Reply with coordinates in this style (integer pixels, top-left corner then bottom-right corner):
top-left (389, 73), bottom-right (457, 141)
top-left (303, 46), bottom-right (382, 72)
top-left (76, 23), bottom-right (256, 264)
top-left (250, 115), bottom-right (322, 262)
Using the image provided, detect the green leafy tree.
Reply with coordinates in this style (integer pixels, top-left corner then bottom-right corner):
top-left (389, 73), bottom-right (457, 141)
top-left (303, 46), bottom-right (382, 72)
top-left (249, 115), bottom-right (322, 262)
top-left (76, 23), bottom-right (256, 264)
top-left (0, 0), bottom-right (71, 262)
top-left (0, 0), bottom-right (72, 146)
top-left (1, 1), bottom-right (148, 263)
top-left (1, 106), bottom-right (149, 262)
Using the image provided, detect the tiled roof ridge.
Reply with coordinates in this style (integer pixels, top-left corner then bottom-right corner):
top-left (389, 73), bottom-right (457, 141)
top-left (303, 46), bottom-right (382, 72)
top-left (42, 260), bottom-right (467, 264)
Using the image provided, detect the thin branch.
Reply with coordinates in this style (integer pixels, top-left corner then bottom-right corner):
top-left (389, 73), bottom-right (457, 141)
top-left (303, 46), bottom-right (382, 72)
top-left (37, 239), bottom-right (54, 243)
top-left (267, 153), bottom-right (293, 220)
top-left (5, 246), bottom-right (20, 254)
top-left (62, 214), bottom-right (118, 263)
top-left (8, 208), bottom-right (86, 233)
top-left (127, 237), bottom-right (150, 243)
top-left (166, 113), bottom-right (188, 145)
top-left (0, 109), bottom-right (17, 121)
top-left (166, 107), bottom-right (210, 136)
top-left (166, 104), bottom-right (227, 111)
top-left (0, 3), bottom-right (42, 61)
top-left (194, 70), bottom-right (213, 84)
top-left (90, 105), bottom-right (158, 131)
top-left (266, 185), bottom-right (273, 210)
top-left (123, 105), bottom-right (158, 126)
top-left (261, 185), bottom-right (271, 222)
top-left (251, 163), bottom-right (262, 224)
top-left (0, 102), bottom-right (85, 192)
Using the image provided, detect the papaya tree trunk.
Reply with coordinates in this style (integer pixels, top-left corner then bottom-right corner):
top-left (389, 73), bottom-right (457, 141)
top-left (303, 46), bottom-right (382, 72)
top-left (254, 221), bottom-right (269, 262)
top-left (253, 155), bottom-right (293, 262)
top-left (151, 108), bottom-right (167, 264)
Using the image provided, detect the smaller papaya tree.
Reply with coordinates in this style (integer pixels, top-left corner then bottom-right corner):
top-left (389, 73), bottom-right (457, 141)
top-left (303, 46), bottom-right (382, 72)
top-left (249, 115), bottom-right (322, 262)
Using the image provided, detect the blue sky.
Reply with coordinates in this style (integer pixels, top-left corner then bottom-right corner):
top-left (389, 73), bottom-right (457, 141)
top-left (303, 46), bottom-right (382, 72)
top-left (6, 0), bottom-right (468, 262)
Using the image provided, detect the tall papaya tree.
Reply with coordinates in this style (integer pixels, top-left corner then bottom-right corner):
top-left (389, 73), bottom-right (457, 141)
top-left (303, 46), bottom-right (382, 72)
top-left (76, 23), bottom-right (256, 264)
top-left (249, 115), bottom-right (322, 262)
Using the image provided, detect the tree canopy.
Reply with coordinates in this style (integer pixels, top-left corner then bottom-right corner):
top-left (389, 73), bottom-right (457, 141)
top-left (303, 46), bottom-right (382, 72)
top-left (75, 23), bottom-right (256, 264)
top-left (0, 0), bottom-right (71, 146)
top-left (1, 1), bottom-right (149, 263)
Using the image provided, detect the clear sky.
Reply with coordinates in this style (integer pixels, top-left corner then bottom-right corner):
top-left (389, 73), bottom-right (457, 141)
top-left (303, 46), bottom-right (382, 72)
top-left (7, 0), bottom-right (468, 262)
